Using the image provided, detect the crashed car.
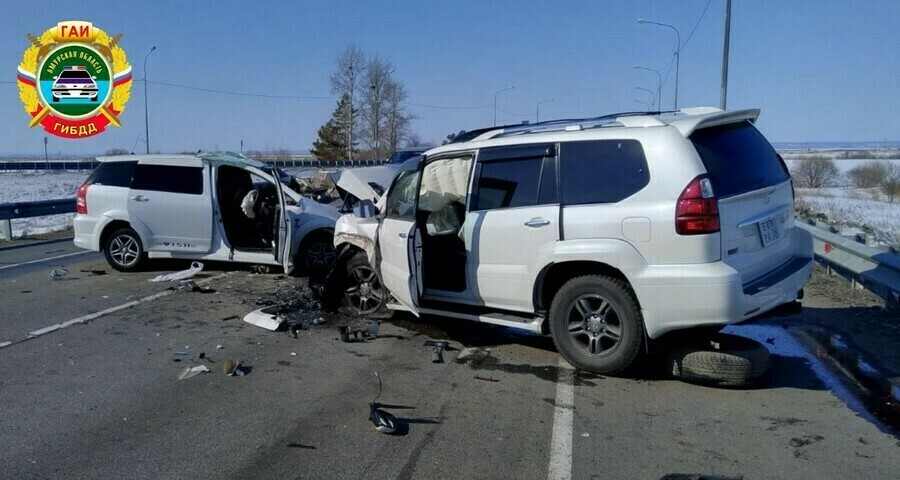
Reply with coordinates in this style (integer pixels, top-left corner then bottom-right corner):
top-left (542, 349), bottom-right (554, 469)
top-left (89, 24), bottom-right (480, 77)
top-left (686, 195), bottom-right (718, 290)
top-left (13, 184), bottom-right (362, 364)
top-left (73, 151), bottom-right (339, 273)
top-left (324, 108), bottom-right (813, 375)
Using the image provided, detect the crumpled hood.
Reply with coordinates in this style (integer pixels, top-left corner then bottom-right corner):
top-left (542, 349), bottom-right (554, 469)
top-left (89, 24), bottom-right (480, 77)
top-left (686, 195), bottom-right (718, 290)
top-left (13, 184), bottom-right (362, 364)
top-left (331, 164), bottom-right (399, 203)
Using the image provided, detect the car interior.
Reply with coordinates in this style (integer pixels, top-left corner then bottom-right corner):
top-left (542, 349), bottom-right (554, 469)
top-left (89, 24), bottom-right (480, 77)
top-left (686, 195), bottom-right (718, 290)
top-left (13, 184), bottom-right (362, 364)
top-left (414, 156), bottom-right (472, 293)
top-left (216, 165), bottom-right (280, 252)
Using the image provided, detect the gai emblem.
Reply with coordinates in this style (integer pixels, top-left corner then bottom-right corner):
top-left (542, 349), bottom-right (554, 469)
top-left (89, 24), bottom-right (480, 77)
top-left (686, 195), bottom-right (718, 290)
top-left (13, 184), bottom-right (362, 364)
top-left (16, 21), bottom-right (132, 138)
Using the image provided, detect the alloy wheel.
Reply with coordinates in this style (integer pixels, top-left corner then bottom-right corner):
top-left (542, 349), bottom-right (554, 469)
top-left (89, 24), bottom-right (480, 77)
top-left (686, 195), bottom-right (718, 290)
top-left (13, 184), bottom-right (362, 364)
top-left (565, 293), bottom-right (622, 357)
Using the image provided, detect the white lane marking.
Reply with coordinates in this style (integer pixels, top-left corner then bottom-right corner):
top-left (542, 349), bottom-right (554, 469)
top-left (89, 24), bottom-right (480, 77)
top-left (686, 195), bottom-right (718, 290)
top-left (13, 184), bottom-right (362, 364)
top-left (548, 358), bottom-right (575, 480)
top-left (0, 250), bottom-right (90, 271)
top-left (13, 272), bottom-right (232, 343)
top-left (0, 341), bottom-right (11, 348)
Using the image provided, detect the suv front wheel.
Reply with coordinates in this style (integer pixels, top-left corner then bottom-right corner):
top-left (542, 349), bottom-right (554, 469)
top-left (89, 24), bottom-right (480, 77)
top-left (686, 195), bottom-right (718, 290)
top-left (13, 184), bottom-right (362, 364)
top-left (104, 227), bottom-right (146, 272)
top-left (548, 275), bottom-right (644, 375)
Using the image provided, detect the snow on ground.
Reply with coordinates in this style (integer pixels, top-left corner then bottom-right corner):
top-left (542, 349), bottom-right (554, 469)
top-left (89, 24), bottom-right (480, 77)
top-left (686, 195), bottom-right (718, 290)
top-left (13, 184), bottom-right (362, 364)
top-left (0, 170), bottom-right (88, 238)
top-left (796, 187), bottom-right (900, 245)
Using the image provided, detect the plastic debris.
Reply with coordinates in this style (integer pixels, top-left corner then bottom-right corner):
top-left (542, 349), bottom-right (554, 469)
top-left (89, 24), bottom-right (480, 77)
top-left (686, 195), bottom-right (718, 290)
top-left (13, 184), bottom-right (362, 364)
top-left (177, 365), bottom-right (210, 380)
top-left (369, 372), bottom-right (397, 435)
top-left (149, 261), bottom-right (204, 283)
top-left (49, 268), bottom-right (69, 280)
top-left (216, 344), bottom-right (223, 350)
top-left (173, 351), bottom-right (189, 356)
top-left (291, 352), bottom-right (297, 356)
top-left (581, 433), bottom-right (591, 438)
top-left (243, 306), bottom-right (285, 331)
top-left (424, 340), bottom-right (448, 363)
top-left (182, 280), bottom-right (215, 293)
top-left (223, 359), bottom-right (246, 376)
top-left (340, 322), bottom-right (380, 343)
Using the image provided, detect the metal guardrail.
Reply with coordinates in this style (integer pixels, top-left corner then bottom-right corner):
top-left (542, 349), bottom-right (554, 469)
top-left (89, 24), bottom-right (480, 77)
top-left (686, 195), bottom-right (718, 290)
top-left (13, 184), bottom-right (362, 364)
top-left (796, 220), bottom-right (900, 310)
top-left (0, 198), bottom-right (76, 241)
top-left (0, 159), bottom-right (384, 171)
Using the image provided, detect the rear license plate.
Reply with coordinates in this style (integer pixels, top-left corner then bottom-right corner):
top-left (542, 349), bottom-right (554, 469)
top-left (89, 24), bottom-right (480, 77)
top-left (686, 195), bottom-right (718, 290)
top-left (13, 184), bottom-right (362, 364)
top-left (758, 217), bottom-right (781, 247)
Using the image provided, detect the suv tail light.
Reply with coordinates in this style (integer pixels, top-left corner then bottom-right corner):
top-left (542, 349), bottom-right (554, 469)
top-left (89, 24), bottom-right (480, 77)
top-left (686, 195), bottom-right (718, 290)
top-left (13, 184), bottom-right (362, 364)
top-left (76, 183), bottom-right (89, 214)
top-left (676, 175), bottom-right (719, 235)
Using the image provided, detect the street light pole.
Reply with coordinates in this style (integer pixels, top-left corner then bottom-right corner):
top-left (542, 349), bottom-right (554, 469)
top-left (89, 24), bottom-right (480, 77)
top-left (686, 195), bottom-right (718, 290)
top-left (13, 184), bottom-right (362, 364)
top-left (142, 45), bottom-right (156, 155)
top-left (633, 65), bottom-right (662, 110)
top-left (633, 99), bottom-right (652, 109)
top-left (493, 85), bottom-right (514, 126)
top-left (638, 19), bottom-right (681, 109)
top-left (535, 98), bottom-right (553, 123)
top-left (634, 87), bottom-right (656, 110)
top-left (720, 0), bottom-right (732, 110)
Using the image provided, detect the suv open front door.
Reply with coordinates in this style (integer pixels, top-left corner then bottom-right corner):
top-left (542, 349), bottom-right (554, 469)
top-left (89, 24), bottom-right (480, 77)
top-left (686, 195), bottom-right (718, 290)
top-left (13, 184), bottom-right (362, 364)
top-left (375, 167), bottom-right (423, 315)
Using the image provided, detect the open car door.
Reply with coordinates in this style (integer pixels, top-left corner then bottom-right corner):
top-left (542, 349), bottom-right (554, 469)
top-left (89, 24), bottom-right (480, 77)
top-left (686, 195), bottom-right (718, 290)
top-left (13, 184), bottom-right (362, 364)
top-left (270, 170), bottom-right (294, 273)
top-left (375, 167), bottom-right (422, 315)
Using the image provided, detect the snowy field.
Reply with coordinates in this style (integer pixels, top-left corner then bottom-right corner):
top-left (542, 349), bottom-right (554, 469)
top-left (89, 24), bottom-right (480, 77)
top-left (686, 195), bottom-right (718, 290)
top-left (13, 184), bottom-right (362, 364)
top-left (0, 170), bottom-right (88, 238)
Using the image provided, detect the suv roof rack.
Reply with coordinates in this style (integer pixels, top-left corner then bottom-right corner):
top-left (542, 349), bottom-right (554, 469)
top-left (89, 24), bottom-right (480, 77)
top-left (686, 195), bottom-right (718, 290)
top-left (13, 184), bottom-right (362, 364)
top-left (473, 110), bottom-right (677, 141)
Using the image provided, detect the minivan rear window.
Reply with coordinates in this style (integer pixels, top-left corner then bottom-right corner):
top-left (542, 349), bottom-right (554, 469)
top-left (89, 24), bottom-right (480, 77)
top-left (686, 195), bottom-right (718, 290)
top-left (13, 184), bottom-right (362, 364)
top-left (690, 121), bottom-right (789, 198)
top-left (132, 165), bottom-right (204, 195)
top-left (86, 161), bottom-right (136, 187)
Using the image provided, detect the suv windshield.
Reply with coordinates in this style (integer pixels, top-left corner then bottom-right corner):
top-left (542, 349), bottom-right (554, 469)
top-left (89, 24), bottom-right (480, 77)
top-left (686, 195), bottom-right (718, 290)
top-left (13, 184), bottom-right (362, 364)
top-left (689, 120), bottom-right (790, 198)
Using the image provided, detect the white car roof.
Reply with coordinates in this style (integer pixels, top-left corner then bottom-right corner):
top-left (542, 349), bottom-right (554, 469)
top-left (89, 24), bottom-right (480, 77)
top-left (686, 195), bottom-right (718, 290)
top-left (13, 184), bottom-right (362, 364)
top-left (421, 107), bottom-right (761, 157)
top-left (95, 151), bottom-right (271, 170)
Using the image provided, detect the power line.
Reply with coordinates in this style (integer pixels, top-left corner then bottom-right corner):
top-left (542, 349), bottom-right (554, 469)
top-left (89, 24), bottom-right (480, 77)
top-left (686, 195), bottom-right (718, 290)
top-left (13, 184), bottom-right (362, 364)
top-left (681, 0), bottom-right (713, 50)
top-left (496, 105), bottom-right (532, 117)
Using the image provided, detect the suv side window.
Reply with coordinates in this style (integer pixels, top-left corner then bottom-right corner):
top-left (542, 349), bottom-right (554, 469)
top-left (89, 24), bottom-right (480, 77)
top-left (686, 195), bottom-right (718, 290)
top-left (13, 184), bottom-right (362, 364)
top-left (86, 161), bottom-right (137, 187)
top-left (472, 144), bottom-right (557, 211)
top-left (559, 140), bottom-right (648, 205)
top-left (131, 165), bottom-right (204, 195)
top-left (384, 169), bottom-right (421, 219)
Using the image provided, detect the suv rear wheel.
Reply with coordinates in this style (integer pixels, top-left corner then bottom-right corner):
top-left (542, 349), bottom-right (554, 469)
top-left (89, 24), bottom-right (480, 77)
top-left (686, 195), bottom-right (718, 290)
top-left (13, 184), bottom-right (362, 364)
top-left (104, 227), bottom-right (145, 272)
top-left (548, 275), bottom-right (644, 375)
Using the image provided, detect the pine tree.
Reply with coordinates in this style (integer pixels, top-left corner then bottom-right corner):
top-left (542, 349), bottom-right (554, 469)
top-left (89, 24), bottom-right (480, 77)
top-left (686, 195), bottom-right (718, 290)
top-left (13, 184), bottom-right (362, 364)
top-left (311, 94), bottom-right (356, 160)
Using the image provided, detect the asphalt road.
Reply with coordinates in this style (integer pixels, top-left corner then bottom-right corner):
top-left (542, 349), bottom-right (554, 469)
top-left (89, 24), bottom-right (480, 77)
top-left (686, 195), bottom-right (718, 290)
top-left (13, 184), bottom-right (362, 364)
top-left (1, 242), bottom-right (898, 479)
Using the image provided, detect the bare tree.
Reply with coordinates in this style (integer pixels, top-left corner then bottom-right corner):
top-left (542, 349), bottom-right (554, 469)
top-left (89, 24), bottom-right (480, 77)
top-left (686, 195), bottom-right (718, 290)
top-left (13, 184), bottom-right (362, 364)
top-left (792, 155), bottom-right (840, 188)
top-left (358, 56), bottom-right (395, 161)
top-left (881, 163), bottom-right (900, 203)
top-left (848, 161), bottom-right (889, 188)
top-left (383, 79), bottom-right (415, 153)
top-left (329, 45), bottom-right (366, 160)
top-left (405, 133), bottom-right (434, 148)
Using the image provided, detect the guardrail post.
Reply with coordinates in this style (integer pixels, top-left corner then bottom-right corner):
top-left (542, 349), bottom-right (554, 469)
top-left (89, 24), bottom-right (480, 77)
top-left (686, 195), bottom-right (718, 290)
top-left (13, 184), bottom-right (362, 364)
top-left (0, 219), bottom-right (11, 241)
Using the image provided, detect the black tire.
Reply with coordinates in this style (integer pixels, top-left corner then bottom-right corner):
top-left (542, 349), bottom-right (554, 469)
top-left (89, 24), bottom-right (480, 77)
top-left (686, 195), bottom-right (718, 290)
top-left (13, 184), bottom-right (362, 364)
top-left (548, 275), bottom-right (644, 375)
top-left (667, 333), bottom-right (770, 387)
top-left (297, 231), bottom-right (336, 275)
top-left (341, 252), bottom-right (387, 317)
top-left (103, 227), bottom-right (145, 272)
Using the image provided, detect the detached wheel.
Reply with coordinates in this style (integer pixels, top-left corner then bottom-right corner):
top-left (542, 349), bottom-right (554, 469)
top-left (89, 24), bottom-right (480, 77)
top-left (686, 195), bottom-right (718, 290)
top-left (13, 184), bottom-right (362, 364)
top-left (342, 252), bottom-right (386, 316)
top-left (667, 333), bottom-right (770, 387)
top-left (299, 231), bottom-right (336, 275)
top-left (104, 227), bottom-right (145, 272)
top-left (548, 275), bottom-right (644, 375)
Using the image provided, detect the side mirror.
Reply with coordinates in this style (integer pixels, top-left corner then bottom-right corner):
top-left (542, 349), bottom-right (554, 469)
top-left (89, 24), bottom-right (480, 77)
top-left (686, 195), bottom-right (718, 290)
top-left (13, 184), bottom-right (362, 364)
top-left (353, 199), bottom-right (378, 218)
top-left (52, 75), bottom-right (58, 80)
top-left (92, 76), bottom-right (97, 80)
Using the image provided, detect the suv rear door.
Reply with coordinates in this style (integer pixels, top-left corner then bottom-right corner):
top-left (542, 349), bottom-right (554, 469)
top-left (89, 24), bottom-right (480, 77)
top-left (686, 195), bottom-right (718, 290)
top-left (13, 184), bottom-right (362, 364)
top-left (128, 158), bottom-right (213, 253)
top-left (690, 120), bottom-right (795, 286)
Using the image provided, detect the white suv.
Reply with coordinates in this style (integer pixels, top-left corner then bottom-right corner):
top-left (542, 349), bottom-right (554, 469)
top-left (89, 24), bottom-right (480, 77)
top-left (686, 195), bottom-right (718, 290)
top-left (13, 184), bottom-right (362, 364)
top-left (73, 152), bottom-right (339, 273)
top-left (328, 108), bottom-right (813, 374)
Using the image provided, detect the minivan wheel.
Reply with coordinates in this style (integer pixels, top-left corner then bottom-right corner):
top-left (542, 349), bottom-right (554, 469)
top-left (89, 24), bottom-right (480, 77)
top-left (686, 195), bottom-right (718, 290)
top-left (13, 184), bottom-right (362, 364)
top-left (549, 275), bottom-right (644, 375)
top-left (342, 252), bottom-right (386, 316)
top-left (300, 233), bottom-right (336, 274)
top-left (104, 228), bottom-right (145, 272)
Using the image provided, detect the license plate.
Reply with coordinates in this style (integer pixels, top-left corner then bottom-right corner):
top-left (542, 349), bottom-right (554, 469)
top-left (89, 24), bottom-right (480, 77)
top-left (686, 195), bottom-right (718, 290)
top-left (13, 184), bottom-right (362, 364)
top-left (758, 217), bottom-right (781, 247)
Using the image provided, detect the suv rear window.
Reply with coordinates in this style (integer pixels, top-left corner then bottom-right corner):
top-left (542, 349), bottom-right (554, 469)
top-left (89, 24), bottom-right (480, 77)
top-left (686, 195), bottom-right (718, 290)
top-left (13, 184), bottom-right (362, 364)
top-left (559, 140), bottom-right (649, 205)
top-left (690, 121), bottom-right (789, 198)
top-left (131, 165), bottom-right (204, 195)
top-left (86, 161), bottom-right (136, 187)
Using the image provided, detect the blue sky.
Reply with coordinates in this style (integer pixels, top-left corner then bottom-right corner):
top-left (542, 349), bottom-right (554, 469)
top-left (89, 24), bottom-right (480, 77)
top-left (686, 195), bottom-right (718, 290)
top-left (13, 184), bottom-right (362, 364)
top-left (2, 0), bottom-right (898, 156)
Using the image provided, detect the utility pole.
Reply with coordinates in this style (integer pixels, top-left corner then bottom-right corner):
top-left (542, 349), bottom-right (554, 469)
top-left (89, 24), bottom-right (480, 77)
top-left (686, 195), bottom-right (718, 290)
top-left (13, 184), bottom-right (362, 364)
top-left (43, 136), bottom-right (48, 169)
top-left (142, 45), bottom-right (156, 154)
top-left (720, 0), bottom-right (732, 110)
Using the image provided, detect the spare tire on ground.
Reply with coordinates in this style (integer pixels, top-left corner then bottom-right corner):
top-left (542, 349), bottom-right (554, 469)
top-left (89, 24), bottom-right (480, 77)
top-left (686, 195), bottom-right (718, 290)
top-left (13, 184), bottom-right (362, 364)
top-left (667, 333), bottom-right (770, 388)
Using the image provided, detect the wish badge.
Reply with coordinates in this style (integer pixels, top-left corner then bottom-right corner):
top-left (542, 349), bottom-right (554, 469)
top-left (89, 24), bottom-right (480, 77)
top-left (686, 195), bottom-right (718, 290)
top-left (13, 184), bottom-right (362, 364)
top-left (16, 21), bottom-right (132, 139)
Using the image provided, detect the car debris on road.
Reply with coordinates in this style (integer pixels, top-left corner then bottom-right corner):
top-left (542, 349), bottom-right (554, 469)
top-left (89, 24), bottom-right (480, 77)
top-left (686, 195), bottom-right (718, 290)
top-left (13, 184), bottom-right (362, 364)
top-left (177, 365), bottom-right (210, 380)
top-left (149, 261), bottom-right (204, 283)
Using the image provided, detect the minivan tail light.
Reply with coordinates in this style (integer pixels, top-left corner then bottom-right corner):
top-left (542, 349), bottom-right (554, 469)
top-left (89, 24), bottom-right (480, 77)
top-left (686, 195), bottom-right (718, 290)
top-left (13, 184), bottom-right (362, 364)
top-left (76, 183), bottom-right (89, 214)
top-left (676, 175), bottom-right (719, 235)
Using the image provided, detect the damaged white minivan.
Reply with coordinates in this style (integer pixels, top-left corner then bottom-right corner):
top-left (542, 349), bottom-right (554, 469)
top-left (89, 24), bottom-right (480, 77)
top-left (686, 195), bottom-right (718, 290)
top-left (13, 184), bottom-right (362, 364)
top-left (74, 151), bottom-right (339, 274)
top-left (326, 108), bottom-right (814, 375)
